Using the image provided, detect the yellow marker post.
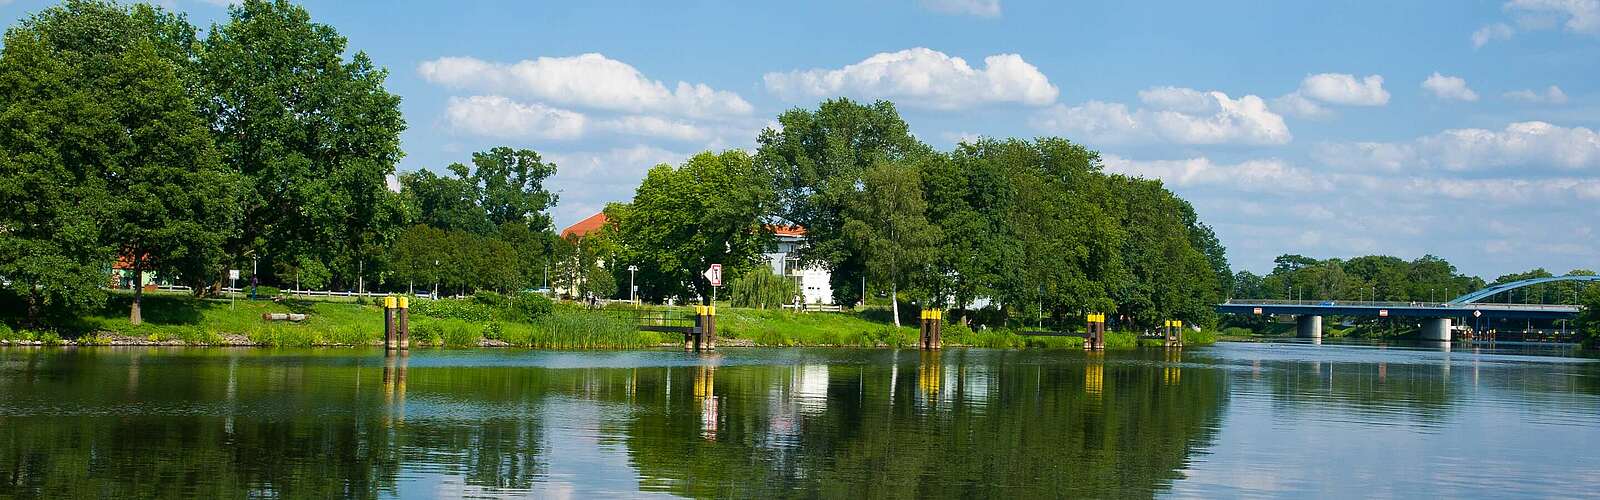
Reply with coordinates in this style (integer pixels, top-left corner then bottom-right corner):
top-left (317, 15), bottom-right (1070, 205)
top-left (397, 296), bottom-right (410, 350)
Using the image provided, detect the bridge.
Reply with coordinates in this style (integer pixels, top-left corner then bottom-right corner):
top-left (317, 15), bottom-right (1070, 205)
top-left (1216, 275), bottom-right (1597, 341)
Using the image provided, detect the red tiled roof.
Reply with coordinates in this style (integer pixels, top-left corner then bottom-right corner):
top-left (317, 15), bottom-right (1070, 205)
top-left (561, 212), bottom-right (609, 238)
top-left (768, 224), bottom-right (806, 237)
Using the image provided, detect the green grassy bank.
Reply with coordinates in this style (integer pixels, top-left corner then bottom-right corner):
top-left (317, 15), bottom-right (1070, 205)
top-left (0, 292), bottom-right (1218, 349)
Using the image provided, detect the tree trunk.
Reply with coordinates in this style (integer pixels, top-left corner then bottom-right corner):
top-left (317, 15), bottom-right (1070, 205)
top-left (891, 282), bottom-right (900, 328)
top-left (25, 285), bottom-right (42, 329)
top-left (130, 255), bottom-right (144, 326)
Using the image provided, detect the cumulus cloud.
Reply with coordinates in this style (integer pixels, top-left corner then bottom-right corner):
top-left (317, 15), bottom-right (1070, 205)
top-left (598, 115), bottom-right (709, 142)
top-left (1270, 93), bottom-right (1333, 119)
top-left (1271, 73), bottom-right (1389, 119)
top-left (545, 146), bottom-right (689, 227)
top-left (419, 54), bottom-right (753, 118)
top-left (1295, 73), bottom-right (1390, 106)
top-left (919, 0), bottom-right (1001, 17)
top-left (1421, 72), bottom-right (1479, 102)
top-left (443, 95), bottom-right (586, 140)
top-left (1504, 85), bottom-right (1569, 104)
top-left (1032, 88), bottom-right (1290, 145)
top-left (1314, 121), bottom-right (1600, 171)
top-left (1472, 22), bottom-right (1516, 47)
top-left (1108, 152), bottom-right (1600, 275)
top-left (1473, 0), bottom-right (1600, 47)
top-left (763, 47), bottom-right (1058, 109)
top-left (1506, 0), bottom-right (1600, 35)
top-left (1101, 155), bottom-right (1326, 192)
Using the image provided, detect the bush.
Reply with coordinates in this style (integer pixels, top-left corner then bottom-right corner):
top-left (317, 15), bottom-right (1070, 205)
top-left (252, 286), bottom-right (281, 298)
top-left (472, 290), bottom-right (506, 307)
top-left (506, 292), bottom-right (553, 322)
top-left (0, 323), bottom-right (12, 340)
top-left (412, 298), bottom-right (496, 322)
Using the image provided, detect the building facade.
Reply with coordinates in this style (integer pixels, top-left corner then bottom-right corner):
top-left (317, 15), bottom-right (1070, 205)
top-left (765, 226), bottom-right (833, 305)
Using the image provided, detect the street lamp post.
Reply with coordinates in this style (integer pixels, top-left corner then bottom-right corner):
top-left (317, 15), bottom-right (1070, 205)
top-left (628, 265), bottom-right (638, 304)
top-left (432, 259), bottom-right (439, 299)
top-left (250, 256), bottom-right (258, 300)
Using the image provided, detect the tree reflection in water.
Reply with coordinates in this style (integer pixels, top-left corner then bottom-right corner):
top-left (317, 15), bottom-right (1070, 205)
top-left (0, 348), bottom-right (1228, 498)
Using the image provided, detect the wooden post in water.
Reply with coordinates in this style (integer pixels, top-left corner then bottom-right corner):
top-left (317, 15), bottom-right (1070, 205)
top-left (397, 296), bottom-right (410, 350)
top-left (1165, 319), bottom-right (1183, 347)
top-left (383, 296), bottom-right (397, 350)
top-left (918, 310), bottom-right (930, 350)
top-left (931, 309), bottom-right (942, 349)
top-left (705, 306), bottom-right (716, 351)
top-left (1086, 313), bottom-right (1105, 350)
top-left (687, 305), bottom-right (702, 351)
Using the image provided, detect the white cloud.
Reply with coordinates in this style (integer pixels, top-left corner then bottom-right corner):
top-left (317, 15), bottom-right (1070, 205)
top-left (1504, 85), bottom-right (1569, 104)
top-left (1506, 0), bottom-right (1600, 35)
top-left (1472, 22), bottom-right (1516, 47)
top-left (1295, 73), bottom-right (1390, 106)
top-left (419, 54), bottom-right (753, 118)
top-left (1316, 121), bottom-right (1600, 171)
top-left (1101, 155), bottom-right (1325, 192)
top-left (1270, 93), bottom-right (1332, 119)
top-left (1420, 72), bottom-right (1479, 102)
top-left (763, 47), bottom-right (1058, 109)
top-left (598, 115), bottom-right (709, 142)
top-left (545, 146), bottom-right (689, 227)
top-left (919, 0), bottom-right (1001, 17)
top-left (1033, 88), bottom-right (1290, 145)
top-left (1138, 86), bottom-right (1216, 113)
top-left (443, 95), bottom-right (586, 140)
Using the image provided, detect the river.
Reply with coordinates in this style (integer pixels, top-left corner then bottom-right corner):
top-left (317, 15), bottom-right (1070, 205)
top-left (1, 342), bottom-right (1596, 498)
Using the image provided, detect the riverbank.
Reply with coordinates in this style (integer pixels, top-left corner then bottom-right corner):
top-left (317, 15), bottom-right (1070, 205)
top-left (0, 292), bottom-right (1219, 349)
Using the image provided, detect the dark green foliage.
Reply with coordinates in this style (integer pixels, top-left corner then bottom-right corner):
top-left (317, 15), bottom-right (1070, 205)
top-left (201, 0), bottom-right (407, 291)
top-left (506, 292), bottom-right (553, 322)
top-left (1578, 285), bottom-right (1600, 348)
top-left (411, 299), bottom-right (496, 323)
top-left (609, 150), bottom-right (775, 302)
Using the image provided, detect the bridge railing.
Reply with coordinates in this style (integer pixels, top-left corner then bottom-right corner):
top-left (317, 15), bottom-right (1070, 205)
top-left (1222, 299), bottom-right (1581, 311)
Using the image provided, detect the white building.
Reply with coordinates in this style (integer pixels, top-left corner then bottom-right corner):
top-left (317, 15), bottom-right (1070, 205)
top-left (766, 225), bottom-right (833, 305)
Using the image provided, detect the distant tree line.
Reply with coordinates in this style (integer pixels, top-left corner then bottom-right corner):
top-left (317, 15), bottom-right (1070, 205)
top-left (1231, 254), bottom-right (1593, 305)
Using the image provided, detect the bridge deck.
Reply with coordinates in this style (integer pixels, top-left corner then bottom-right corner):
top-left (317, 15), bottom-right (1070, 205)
top-left (1217, 300), bottom-right (1580, 320)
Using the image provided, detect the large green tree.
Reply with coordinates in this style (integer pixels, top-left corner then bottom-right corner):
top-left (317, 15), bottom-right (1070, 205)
top-left (0, 1), bottom-right (243, 325)
top-left (611, 150), bottom-right (776, 303)
top-left (843, 161), bottom-right (939, 327)
top-left (199, 0), bottom-right (406, 291)
top-left (755, 98), bottom-right (930, 305)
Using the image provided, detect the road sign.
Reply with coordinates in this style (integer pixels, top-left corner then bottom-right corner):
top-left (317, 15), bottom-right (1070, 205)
top-left (704, 264), bottom-right (722, 287)
top-left (1252, 307), bottom-right (1263, 315)
top-left (228, 269), bottom-right (239, 280)
top-left (1473, 310), bottom-right (1482, 318)
top-left (1378, 309), bottom-right (1389, 317)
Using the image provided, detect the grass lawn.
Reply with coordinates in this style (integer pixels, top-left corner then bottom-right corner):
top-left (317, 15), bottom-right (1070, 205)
top-left (1, 291), bottom-right (1217, 349)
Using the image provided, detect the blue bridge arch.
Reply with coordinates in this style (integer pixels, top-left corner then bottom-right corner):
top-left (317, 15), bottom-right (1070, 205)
top-left (1448, 275), bottom-right (1600, 305)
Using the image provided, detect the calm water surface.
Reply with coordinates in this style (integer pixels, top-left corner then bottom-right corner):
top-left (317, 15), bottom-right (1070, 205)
top-left (2, 342), bottom-right (1597, 498)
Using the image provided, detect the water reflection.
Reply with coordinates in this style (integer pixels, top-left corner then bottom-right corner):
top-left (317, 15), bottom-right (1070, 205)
top-left (1, 344), bottom-right (1597, 497)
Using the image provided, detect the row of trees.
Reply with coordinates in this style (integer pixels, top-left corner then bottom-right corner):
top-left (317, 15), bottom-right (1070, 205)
top-left (0, 1), bottom-right (564, 326)
top-left (1232, 254), bottom-right (1594, 305)
top-left (0, 0), bottom-right (405, 325)
top-left (600, 99), bottom-right (1230, 329)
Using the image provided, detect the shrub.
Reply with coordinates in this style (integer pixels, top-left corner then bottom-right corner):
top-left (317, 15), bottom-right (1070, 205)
top-left (412, 298), bottom-right (496, 322)
top-left (505, 292), bottom-right (553, 322)
top-left (0, 323), bottom-right (12, 341)
top-left (253, 286), bottom-right (281, 298)
top-left (472, 290), bottom-right (505, 307)
top-left (413, 322), bottom-right (445, 346)
top-left (483, 321), bottom-right (504, 341)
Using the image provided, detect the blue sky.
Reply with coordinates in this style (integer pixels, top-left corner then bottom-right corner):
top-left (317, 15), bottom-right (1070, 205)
top-left (4, 0), bottom-right (1597, 279)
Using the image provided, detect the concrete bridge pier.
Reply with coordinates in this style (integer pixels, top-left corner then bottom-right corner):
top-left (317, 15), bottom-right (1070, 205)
top-left (1421, 318), bottom-right (1452, 341)
top-left (1296, 315), bottom-right (1323, 339)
